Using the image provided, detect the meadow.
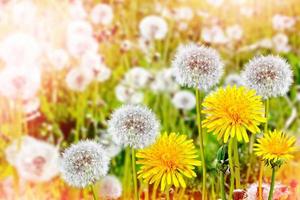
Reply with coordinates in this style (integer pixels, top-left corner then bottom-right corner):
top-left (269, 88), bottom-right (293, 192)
top-left (0, 0), bottom-right (299, 199)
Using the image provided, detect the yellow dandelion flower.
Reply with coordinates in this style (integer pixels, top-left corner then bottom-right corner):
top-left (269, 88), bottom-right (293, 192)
top-left (202, 86), bottom-right (266, 143)
top-left (254, 130), bottom-right (296, 164)
top-left (136, 132), bottom-right (201, 191)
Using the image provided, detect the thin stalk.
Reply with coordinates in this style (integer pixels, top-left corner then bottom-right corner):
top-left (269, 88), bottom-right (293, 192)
top-left (152, 185), bottom-right (157, 200)
top-left (228, 138), bottom-right (234, 200)
top-left (211, 179), bottom-right (216, 200)
top-left (233, 138), bottom-right (240, 188)
top-left (123, 147), bottom-right (131, 198)
top-left (165, 185), bottom-right (170, 200)
top-left (268, 167), bottom-right (276, 200)
top-left (195, 89), bottom-right (207, 200)
top-left (259, 99), bottom-right (269, 199)
top-left (220, 172), bottom-right (226, 200)
top-left (131, 148), bottom-right (139, 200)
top-left (90, 185), bottom-right (98, 200)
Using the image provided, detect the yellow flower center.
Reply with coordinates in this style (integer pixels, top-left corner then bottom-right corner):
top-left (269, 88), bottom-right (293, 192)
top-left (161, 152), bottom-right (177, 170)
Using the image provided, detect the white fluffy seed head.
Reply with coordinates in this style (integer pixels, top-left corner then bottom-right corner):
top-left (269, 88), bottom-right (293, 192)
top-left (224, 73), bottom-right (244, 87)
top-left (99, 175), bottom-right (122, 199)
top-left (171, 90), bottom-right (196, 110)
top-left (60, 140), bottom-right (109, 188)
top-left (172, 43), bottom-right (224, 91)
top-left (108, 105), bottom-right (160, 149)
top-left (242, 55), bottom-right (293, 98)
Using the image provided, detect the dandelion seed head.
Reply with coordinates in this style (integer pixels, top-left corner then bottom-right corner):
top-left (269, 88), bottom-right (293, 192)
top-left (242, 55), bottom-right (293, 98)
top-left (99, 175), bottom-right (122, 199)
top-left (224, 73), bottom-right (244, 87)
top-left (5, 136), bottom-right (59, 183)
top-left (172, 43), bottom-right (224, 90)
top-left (90, 4), bottom-right (113, 25)
top-left (60, 141), bottom-right (109, 188)
top-left (171, 90), bottom-right (196, 110)
top-left (108, 105), bottom-right (160, 149)
top-left (139, 15), bottom-right (168, 40)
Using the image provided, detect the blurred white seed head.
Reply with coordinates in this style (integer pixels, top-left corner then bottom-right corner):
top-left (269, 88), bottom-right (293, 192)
top-left (172, 43), bottom-right (224, 91)
top-left (224, 73), bottom-right (244, 87)
top-left (226, 24), bottom-right (243, 41)
top-left (201, 25), bottom-right (228, 45)
top-left (99, 132), bottom-right (122, 158)
top-left (150, 68), bottom-right (179, 93)
top-left (47, 49), bottom-right (69, 70)
top-left (272, 33), bottom-right (291, 53)
top-left (95, 65), bottom-right (111, 82)
top-left (115, 84), bottom-right (144, 104)
top-left (242, 55), bottom-right (293, 98)
top-left (272, 14), bottom-right (295, 31)
top-left (67, 20), bottom-right (93, 38)
top-left (99, 175), bottom-right (122, 199)
top-left (5, 136), bottom-right (59, 183)
top-left (0, 66), bottom-right (41, 100)
top-left (139, 15), bottom-right (168, 40)
top-left (0, 32), bottom-right (41, 66)
top-left (108, 105), bottom-right (160, 149)
top-left (123, 67), bottom-right (152, 89)
top-left (172, 90), bottom-right (196, 111)
top-left (60, 140), bottom-right (109, 188)
top-left (90, 4), bottom-right (113, 25)
top-left (65, 67), bottom-right (93, 92)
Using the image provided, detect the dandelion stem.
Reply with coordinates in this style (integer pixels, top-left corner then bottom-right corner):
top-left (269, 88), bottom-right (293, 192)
top-left (123, 147), bottom-right (131, 198)
top-left (195, 89), bottom-right (207, 200)
top-left (258, 99), bottom-right (269, 199)
top-left (165, 185), bottom-right (170, 200)
top-left (264, 99), bottom-right (269, 133)
top-left (131, 148), bottom-right (139, 200)
top-left (233, 138), bottom-right (240, 188)
top-left (90, 185), bottom-right (98, 200)
top-left (228, 138), bottom-right (235, 200)
top-left (220, 171), bottom-right (226, 200)
top-left (268, 167), bottom-right (276, 200)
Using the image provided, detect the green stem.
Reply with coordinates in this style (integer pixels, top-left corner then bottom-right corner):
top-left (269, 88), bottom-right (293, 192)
top-left (259, 99), bottom-right (270, 199)
top-left (268, 167), bottom-right (276, 200)
top-left (233, 138), bottom-right (240, 188)
top-left (195, 89), bottom-right (206, 200)
top-left (165, 185), bottom-right (170, 200)
top-left (228, 138), bottom-right (234, 200)
top-left (131, 148), bottom-right (139, 200)
top-left (220, 172), bottom-right (226, 200)
top-left (264, 99), bottom-right (269, 133)
top-left (123, 147), bottom-right (131, 198)
top-left (90, 185), bottom-right (98, 200)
